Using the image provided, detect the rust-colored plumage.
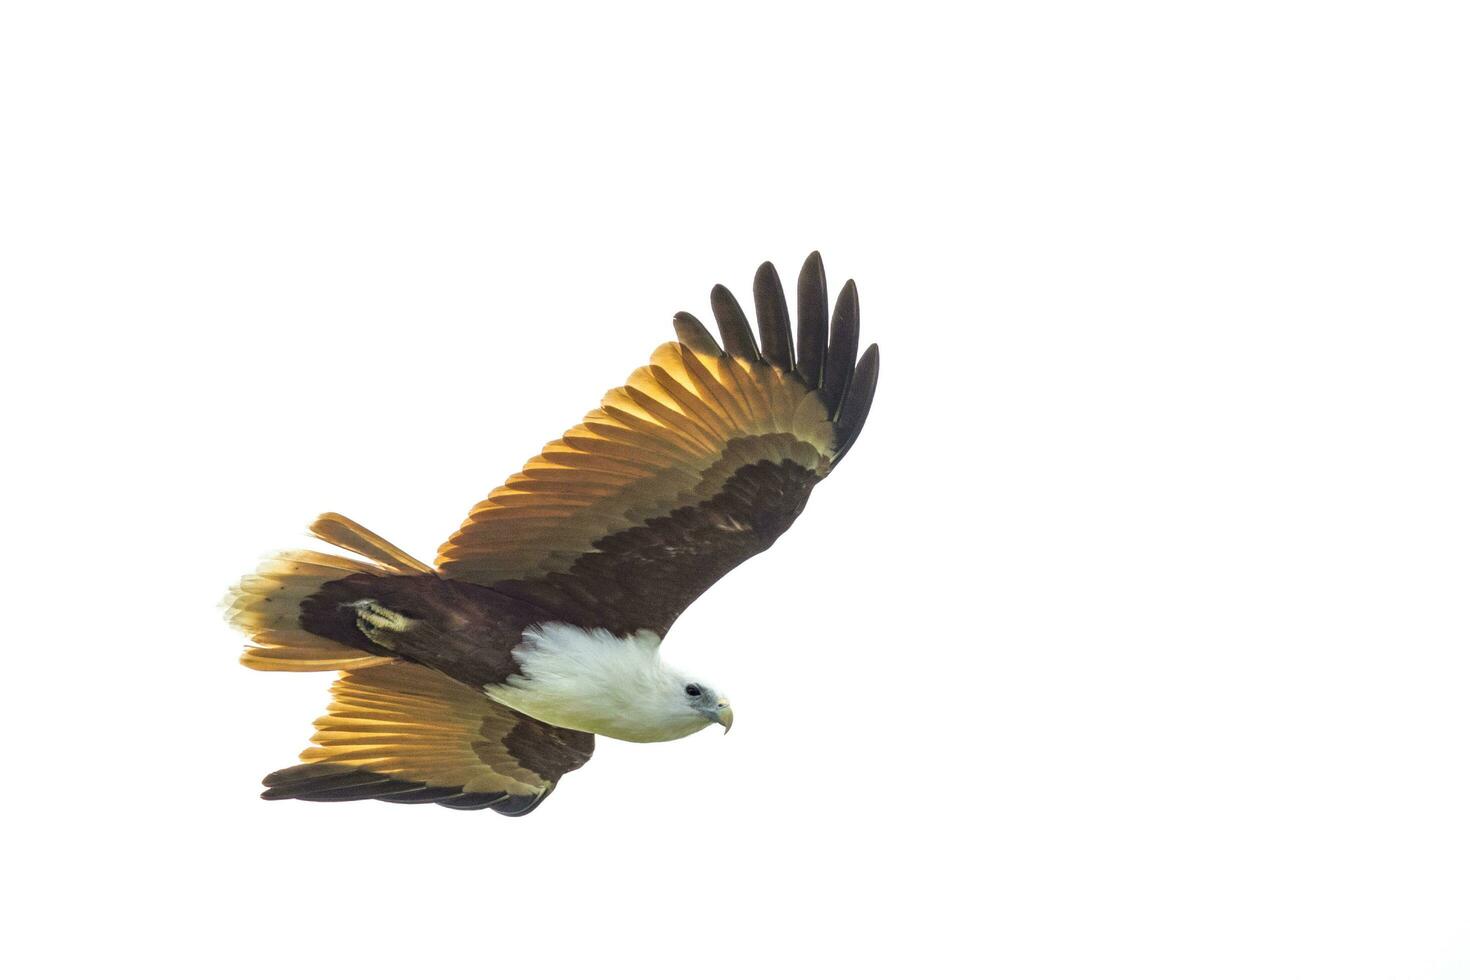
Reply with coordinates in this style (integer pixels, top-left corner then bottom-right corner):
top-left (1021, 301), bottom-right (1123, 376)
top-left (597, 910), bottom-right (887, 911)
top-left (224, 252), bottom-right (879, 814)
top-left (265, 663), bottom-right (592, 815)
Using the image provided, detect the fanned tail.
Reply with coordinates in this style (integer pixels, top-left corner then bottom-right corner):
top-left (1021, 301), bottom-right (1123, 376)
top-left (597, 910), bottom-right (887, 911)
top-left (222, 513), bottom-right (427, 672)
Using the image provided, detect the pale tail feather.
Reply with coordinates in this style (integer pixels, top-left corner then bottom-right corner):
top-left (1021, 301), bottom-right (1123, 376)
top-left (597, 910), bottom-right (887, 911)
top-left (309, 512), bottom-right (434, 574)
top-left (223, 515), bottom-right (428, 672)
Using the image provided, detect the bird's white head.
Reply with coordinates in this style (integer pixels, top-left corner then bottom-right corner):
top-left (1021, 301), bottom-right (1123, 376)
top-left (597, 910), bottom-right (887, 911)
top-left (489, 623), bottom-right (733, 743)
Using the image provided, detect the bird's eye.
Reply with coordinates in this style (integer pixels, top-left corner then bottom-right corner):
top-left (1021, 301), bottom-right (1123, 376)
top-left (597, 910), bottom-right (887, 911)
top-left (684, 684), bottom-right (702, 698)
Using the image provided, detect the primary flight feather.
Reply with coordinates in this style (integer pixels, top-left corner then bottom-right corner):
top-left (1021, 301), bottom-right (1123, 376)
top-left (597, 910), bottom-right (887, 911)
top-left (224, 252), bottom-right (879, 815)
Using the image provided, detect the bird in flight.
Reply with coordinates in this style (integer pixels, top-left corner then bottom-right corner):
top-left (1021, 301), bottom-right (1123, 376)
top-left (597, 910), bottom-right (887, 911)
top-left (224, 252), bottom-right (880, 815)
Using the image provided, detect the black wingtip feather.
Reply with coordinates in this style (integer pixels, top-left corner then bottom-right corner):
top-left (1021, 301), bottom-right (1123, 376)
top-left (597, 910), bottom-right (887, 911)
top-left (491, 792), bottom-right (550, 817)
top-left (834, 343), bottom-right (879, 463)
top-left (261, 767), bottom-right (397, 801)
top-left (822, 279), bottom-right (860, 412)
top-left (435, 792), bottom-right (511, 811)
top-left (673, 311), bottom-right (722, 357)
top-left (379, 786), bottom-right (468, 804)
top-left (289, 784), bottom-right (406, 803)
top-left (676, 253), bottom-right (877, 466)
top-left (752, 261), bottom-right (794, 371)
top-left (259, 762), bottom-right (543, 814)
top-left (261, 763), bottom-right (381, 792)
top-left (796, 251), bottom-right (828, 388)
top-left (709, 284), bottom-right (761, 362)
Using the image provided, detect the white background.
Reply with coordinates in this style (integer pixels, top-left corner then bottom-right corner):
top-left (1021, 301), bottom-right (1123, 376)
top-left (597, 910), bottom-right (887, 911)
top-left (3, 3), bottom-right (1467, 978)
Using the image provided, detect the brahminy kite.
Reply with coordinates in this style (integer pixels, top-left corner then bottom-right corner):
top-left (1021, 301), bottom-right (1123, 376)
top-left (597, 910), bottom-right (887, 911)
top-left (224, 252), bottom-right (879, 815)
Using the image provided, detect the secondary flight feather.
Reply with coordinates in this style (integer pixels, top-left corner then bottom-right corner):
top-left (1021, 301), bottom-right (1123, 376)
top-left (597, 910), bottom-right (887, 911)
top-left (224, 252), bottom-right (879, 815)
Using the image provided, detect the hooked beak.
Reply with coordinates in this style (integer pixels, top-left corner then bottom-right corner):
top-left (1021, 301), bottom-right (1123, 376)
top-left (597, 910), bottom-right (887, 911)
top-left (710, 699), bottom-right (733, 734)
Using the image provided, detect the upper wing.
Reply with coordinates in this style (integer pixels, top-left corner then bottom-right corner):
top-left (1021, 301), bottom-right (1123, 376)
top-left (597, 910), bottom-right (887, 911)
top-left (436, 252), bottom-right (879, 636)
top-left (262, 662), bottom-right (594, 816)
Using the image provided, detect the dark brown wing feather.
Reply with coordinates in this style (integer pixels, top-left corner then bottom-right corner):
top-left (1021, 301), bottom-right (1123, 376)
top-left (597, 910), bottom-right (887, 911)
top-left (753, 261), bottom-right (795, 372)
top-left (486, 456), bottom-right (820, 635)
top-left (795, 251), bottom-right (829, 389)
top-left (436, 253), bottom-right (879, 635)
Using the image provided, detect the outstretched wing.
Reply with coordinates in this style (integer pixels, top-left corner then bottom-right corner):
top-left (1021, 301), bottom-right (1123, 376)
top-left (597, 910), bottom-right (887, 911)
top-left (262, 662), bottom-right (594, 816)
top-left (436, 252), bottom-right (879, 636)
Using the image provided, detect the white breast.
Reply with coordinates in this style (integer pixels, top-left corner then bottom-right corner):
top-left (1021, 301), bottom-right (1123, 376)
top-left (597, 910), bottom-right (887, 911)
top-left (483, 622), bottom-right (708, 743)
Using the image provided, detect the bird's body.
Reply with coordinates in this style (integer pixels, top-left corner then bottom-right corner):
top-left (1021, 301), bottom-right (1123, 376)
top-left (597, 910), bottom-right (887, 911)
top-left (224, 253), bottom-right (878, 815)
